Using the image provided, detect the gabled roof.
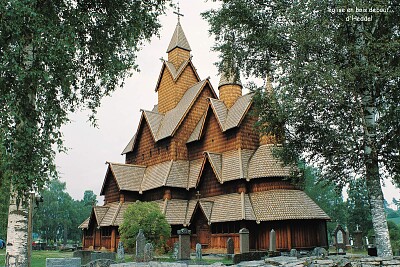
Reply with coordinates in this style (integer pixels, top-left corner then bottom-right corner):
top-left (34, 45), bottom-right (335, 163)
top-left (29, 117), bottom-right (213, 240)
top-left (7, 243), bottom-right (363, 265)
top-left (247, 144), bottom-right (291, 180)
top-left (204, 152), bottom-right (222, 183)
top-left (187, 93), bottom-right (253, 144)
top-left (122, 79), bottom-right (217, 154)
top-left (167, 21), bottom-right (191, 53)
top-left (250, 190), bottom-right (330, 221)
top-left (100, 163), bottom-right (145, 195)
top-left (155, 59), bottom-right (201, 92)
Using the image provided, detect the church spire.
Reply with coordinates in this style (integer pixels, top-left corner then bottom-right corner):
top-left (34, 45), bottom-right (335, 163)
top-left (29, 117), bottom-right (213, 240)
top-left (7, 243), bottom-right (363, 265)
top-left (166, 22), bottom-right (191, 53)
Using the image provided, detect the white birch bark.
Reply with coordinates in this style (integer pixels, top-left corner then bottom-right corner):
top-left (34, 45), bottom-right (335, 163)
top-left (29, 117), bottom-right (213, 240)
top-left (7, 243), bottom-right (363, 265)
top-left (5, 42), bottom-right (34, 267)
top-left (363, 90), bottom-right (392, 257)
top-left (5, 194), bottom-right (28, 267)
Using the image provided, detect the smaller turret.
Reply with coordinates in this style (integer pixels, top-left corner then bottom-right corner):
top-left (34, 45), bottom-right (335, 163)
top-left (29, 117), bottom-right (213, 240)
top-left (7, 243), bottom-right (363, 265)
top-left (218, 64), bottom-right (242, 108)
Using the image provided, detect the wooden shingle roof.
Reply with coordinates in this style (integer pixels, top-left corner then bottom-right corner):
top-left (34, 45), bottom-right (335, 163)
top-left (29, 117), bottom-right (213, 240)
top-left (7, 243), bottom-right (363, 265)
top-left (123, 79), bottom-right (216, 154)
top-left (247, 144), bottom-right (291, 179)
top-left (250, 190), bottom-right (330, 221)
top-left (166, 21), bottom-right (191, 53)
top-left (187, 93), bottom-right (253, 144)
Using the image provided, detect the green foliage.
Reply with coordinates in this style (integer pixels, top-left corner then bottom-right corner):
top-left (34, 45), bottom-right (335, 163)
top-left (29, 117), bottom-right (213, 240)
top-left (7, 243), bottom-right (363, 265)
top-left (388, 221), bottom-right (400, 254)
top-left (204, 0), bottom-right (400, 188)
top-left (0, 0), bottom-right (169, 201)
top-left (303, 166), bottom-right (346, 235)
top-left (346, 179), bottom-right (373, 236)
top-left (33, 179), bottom-right (96, 244)
top-left (119, 201), bottom-right (171, 252)
top-left (204, 0), bottom-right (399, 255)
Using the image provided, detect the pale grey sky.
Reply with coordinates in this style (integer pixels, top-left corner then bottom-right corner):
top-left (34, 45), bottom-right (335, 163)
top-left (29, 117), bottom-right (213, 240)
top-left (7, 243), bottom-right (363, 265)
top-left (55, 1), bottom-right (399, 205)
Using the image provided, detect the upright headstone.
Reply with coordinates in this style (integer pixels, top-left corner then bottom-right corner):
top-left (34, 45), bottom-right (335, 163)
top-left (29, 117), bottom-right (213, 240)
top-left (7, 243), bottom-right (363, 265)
top-left (144, 243), bottom-right (154, 262)
top-left (196, 243), bottom-right (202, 261)
top-left (227, 238), bottom-right (234, 254)
top-left (135, 229), bottom-right (146, 262)
top-left (117, 241), bottom-right (125, 263)
top-left (269, 229), bottom-right (276, 252)
top-left (173, 242), bottom-right (179, 259)
top-left (46, 258), bottom-right (81, 267)
top-left (333, 224), bottom-right (346, 253)
top-left (353, 225), bottom-right (363, 249)
top-left (239, 228), bottom-right (249, 254)
top-left (177, 228), bottom-right (191, 260)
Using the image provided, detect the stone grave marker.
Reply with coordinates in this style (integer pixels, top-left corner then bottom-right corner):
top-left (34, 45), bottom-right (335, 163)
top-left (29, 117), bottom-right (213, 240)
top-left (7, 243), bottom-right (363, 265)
top-left (117, 241), bottom-right (125, 263)
top-left (177, 228), bottom-right (191, 260)
top-left (269, 229), bottom-right (276, 252)
top-left (195, 243), bottom-right (202, 261)
top-left (239, 228), bottom-right (249, 254)
top-left (333, 224), bottom-right (346, 253)
top-left (227, 237), bottom-right (234, 254)
top-left (172, 242), bottom-right (179, 259)
top-left (46, 258), bottom-right (81, 267)
top-left (135, 229), bottom-right (146, 262)
top-left (144, 243), bottom-right (154, 262)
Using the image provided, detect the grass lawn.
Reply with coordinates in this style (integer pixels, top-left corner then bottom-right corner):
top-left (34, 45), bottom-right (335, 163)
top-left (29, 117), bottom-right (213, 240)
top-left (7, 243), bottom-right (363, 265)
top-left (0, 250), bottom-right (233, 266)
top-left (0, 250), bottom-right (73, 267)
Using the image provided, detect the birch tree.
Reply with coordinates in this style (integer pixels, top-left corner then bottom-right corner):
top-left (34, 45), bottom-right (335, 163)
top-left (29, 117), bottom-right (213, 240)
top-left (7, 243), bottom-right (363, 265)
top-left (0, 1), bottom-right (169, 266)
top-left (204, 0), bottom-right (400, 256)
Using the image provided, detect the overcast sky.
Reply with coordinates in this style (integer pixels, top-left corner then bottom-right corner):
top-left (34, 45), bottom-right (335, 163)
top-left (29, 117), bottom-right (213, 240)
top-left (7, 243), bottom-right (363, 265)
top-left (55, 1), bottom-right (399, 205)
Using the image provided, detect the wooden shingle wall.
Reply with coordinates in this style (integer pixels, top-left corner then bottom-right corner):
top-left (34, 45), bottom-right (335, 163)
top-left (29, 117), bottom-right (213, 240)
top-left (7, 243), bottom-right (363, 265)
top-left (188, 112), bottom-right (239, 160)
top-left (125, 121), bottom-right (171, 166)
top-left (158, 62), bottom-right (199, 114)
top-left (238, 108), bottom-right (261, 150)
top-left (219, 84), bottom-right (242, 108)
top-left (103, 172), bottom-right (120, 204)
top-left (168, 48), bottom-right (190, 70)
top-left (172, 86), bottom-right (214, 160)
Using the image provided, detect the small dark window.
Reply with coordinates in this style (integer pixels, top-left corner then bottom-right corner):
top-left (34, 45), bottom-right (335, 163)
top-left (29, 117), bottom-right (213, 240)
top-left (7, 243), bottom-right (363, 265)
top-left (150, 150), bottom-right (152, 157)
top-left (158, 147), bottom-right (160, 154)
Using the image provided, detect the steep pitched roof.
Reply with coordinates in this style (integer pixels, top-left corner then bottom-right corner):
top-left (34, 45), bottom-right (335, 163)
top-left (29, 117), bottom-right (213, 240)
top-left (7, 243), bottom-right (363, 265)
top-left (100, 163), bottom-right (145, 195)
top-left (167, 21), bottom-right (191, 53)
top-left (122, 79), bottom-right (216, 154)
top-left (204, 152), bottom-right (222, 183)
top-left (187, 93), bottom-right (253, 144)
top-left (141, 160), bottom-right (172, 192)
top-left (247, 144), bottom-right (291, 179)
top-left (155, 59), bottom-right (201, 92)
top-left (250, 190), bottom-right (330, 221)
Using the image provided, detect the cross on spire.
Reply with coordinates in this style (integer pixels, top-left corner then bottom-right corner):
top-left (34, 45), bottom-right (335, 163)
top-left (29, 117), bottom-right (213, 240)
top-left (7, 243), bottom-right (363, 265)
top-left (173, 1), bottom-right (184, 22)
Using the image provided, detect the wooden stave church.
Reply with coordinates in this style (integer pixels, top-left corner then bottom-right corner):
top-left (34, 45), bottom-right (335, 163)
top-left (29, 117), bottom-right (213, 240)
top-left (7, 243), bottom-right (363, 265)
top-left (79, 21), bottom-right (330, 253)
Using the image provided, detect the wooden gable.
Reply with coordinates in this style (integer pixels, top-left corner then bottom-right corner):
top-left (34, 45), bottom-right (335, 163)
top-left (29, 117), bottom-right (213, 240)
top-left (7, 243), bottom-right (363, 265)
top-left (125, 116), bottom-right (171, 166)
top-left (188, 107), bottom-right (238, 160)
top-left (101, 167), bottom-right (120, 204)
top-left (157, 60), bottom-right (201, 114)
top-left (171, 82), bottom-right (216, 160)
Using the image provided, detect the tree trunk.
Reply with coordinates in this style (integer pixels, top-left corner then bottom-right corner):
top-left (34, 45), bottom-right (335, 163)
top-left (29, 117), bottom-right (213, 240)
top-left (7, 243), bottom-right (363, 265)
top-left (363, 90), bottom-right (393, 257)
top-left (5, 193), bottom-right (29, 267)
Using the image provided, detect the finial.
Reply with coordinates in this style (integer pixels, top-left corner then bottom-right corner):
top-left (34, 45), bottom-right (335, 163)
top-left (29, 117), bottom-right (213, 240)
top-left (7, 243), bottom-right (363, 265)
top-left (173, 1), bottom-right (184, 22)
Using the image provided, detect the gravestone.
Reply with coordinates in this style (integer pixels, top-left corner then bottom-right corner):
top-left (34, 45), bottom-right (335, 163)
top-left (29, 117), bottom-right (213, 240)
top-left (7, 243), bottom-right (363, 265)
top-left (239, 228), bottom-right (249, 254)
top-left (117, 241), bottom-right (125, 263)
top-left (269, 229), bottom-right (276, 252)
top-left (72, 251), bottom-right (116, 265)
top-left (172, 242), bottom-right (179, 259)
top-left (177, 228), bottom-right (191, 260)
top-left (135, 229), bottom-right (146, 262)
top-left (333, 224), bottom-right (346, 253)
top-left (227, 238), bottom-right (234, 254)
top-left (46, 258), bottom-right (81, 267)
top-left (289, 249), bottom-right (298, 257)
top-left (195, 243), bottom-right (202, 261)
top-left (353, 225), bottom-right (363, 249)
top-left (144, 243), bottom-right (154, 262)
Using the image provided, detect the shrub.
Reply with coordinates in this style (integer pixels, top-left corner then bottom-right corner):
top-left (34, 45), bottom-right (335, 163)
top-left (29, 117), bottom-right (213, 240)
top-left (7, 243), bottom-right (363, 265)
top-left (119, 201), bottom-right (171, 252)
